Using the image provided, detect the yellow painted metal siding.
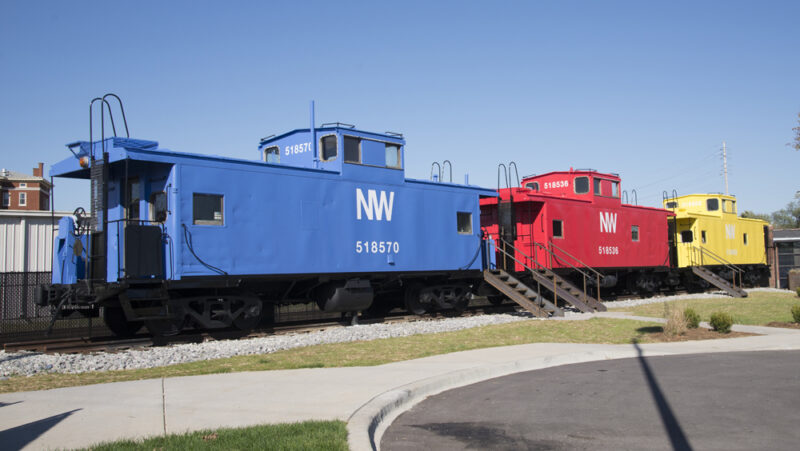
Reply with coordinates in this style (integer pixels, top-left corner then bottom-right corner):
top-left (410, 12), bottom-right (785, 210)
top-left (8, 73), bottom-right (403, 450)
top-left (665, 194), bottom-right (768, 267)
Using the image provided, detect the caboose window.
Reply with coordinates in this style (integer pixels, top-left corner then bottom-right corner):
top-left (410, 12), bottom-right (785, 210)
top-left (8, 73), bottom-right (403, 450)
top-left (593, 178), bottom-right (602, 195)
top-left (706, 198), bottom-right (719, 211)
top-left (574, 177), bottom-right (589, 194)
top-left (457, 212), bottom-right (472, 235)
top-left (321, 135), bottom-right (337, 161)
top-left (150, 192), bottom-right (167, 223)
top-left (680, 230), bottom-right (693, 243)
top-left (344, 136), bottom-right (361, 163)
top-left (611, 181), bottom-right (619, 198)
top-left (743, 233), bottom-right (748, 245)
top-left (386, 144), bottom-right (401, 169)
top-left (553, 220), bottom-right (564, 238)
top-left (193, 193), bottom-right (224, 226)
top-left (701, 230), bottom-right (707, 244)
top-left (525, 182), bottom-right (539, 191)
top-left (126, 178), bottom-right (140, 221)
top-left (631, 225), bottom-right (639, 242)
top-left (263, 146), bottom-right (280, 163)
top-left (723, 200), bottom-right (736, 214)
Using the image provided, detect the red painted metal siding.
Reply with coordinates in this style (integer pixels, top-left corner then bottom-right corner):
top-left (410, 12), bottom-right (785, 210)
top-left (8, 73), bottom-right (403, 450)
top-left (481, 182), bottom-right (673, 272)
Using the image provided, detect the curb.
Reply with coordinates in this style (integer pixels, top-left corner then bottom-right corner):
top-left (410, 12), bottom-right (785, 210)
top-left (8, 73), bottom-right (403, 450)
top-left (346, 348), bottom-right (654, 451)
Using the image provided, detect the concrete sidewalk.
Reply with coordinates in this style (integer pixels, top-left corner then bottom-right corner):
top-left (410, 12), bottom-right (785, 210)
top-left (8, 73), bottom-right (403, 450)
top-left (1, 318), bottom-right (799, 451)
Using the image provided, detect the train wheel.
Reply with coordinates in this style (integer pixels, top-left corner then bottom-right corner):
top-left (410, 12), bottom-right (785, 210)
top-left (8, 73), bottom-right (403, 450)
top-left (233, 301), bottom-right (263, 331)
top-left (365, 300), bottom-right (393, 318)
top-left (488, 295), bottom-right (506, 306)
top-left (451, 294), bottom-right (469, 313)
top-left (102, 306), bottom-right (143, 338)
top-left (145, 306), bottom-right (185, 337)
top-left (404, 283), bottom-right (431, 315)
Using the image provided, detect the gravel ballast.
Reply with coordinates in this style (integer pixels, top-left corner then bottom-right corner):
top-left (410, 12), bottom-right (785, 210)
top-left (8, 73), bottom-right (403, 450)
top-left (0, 288), bottom-right (789, 378)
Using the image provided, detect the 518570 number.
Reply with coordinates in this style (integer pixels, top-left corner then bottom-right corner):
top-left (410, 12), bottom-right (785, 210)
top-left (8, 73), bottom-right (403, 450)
top-left (356, 241), bottom-right (399, 254)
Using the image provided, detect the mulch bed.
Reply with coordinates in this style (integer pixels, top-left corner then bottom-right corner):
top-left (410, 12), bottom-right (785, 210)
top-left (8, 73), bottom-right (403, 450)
top-left (646, 327), bottom-right (754, 342)
top-left (764, 322), bottom-right (800, 329)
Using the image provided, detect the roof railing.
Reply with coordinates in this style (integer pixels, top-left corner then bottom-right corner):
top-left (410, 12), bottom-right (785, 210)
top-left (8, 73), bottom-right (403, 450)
top-left (320, 122), bottom-right (355, 128)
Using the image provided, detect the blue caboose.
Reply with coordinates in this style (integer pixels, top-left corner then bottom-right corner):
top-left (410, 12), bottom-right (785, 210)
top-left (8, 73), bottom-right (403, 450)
top-left (39, 99), bottom-right (495, 336)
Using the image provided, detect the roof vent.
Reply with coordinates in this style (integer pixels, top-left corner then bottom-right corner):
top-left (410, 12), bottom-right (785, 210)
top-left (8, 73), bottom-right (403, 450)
top-left (1, 168), bottom-right (8, 177)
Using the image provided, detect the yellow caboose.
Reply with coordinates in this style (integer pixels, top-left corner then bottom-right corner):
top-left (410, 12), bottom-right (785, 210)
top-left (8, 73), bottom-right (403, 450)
top-left (664, 193), bottom-right (770, 290)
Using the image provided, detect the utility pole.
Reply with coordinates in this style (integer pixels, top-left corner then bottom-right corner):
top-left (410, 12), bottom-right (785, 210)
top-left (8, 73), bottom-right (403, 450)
top-left (722, 140), bottom-right (729, 195)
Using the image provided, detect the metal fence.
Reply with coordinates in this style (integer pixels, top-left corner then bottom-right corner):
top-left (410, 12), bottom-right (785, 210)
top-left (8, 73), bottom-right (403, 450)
top-left (0, 271), bottom-right (111, 343)
top-left (0, 272), bottom-right (345, 344)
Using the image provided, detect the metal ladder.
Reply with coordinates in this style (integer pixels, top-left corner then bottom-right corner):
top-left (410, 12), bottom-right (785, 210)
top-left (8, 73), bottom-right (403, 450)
top-left (85, 94), bottom-right (130, 284)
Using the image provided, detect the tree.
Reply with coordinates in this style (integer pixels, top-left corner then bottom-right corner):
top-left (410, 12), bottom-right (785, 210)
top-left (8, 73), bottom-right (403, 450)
top-left (741, 210), bottom-right (771, 222)
top-left (770, 192), bottom-right (800, 229)
top-left (792, 112), bottom-right (800, 151)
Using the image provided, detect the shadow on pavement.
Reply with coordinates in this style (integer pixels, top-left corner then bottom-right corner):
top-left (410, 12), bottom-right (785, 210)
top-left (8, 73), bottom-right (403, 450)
top-left (633, 340), bottom-right (693, 451)
top-left (0, 408), bottom-right (82, 451)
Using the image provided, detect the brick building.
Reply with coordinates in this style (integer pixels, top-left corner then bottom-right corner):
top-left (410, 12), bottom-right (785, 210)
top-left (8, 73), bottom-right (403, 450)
top-left (772, 228), bottom-right (800, 289)
top-left (0, 163), bottom-right (51, 211)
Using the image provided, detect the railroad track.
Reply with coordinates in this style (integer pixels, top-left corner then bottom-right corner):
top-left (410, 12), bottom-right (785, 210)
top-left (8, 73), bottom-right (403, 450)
top-left (1, 304), bottom-right (516, 354)
top-left (2, 289), bottom-right (720, 354)
top-left (4, 290), bottom-right (716, 354)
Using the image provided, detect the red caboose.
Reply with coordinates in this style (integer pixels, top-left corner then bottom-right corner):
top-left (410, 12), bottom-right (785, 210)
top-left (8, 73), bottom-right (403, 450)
top-left (481, 169), bottom-right (675, 294)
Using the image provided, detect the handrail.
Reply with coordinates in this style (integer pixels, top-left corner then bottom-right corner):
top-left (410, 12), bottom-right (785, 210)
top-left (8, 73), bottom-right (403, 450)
top-left (494, 236), bottom-right (602, 305)
top-left (624, 190), bottom-right (638, 205)
top-left (491, 237), bottom-right (555, 307)
top-left (430, 162), bottom-right (441, 181)
top-left (89, 93), bottom-right (130, 159)
top-left (691, 245), bottom-right (743, 272)
top-left (442, 160), bottom-right (452, 183)
top-left (687, 244), bottom-right (744, 289)
top-left (508, 161), bottom-right (520, 187)
top-left (497, 163), bottom-right (508, 190)
top-left (547, 240), bottom-right (603, 278)
top-left (662, 189), bottom-right (679, 208)
top-left (692, 245), bottom-right (744, 272)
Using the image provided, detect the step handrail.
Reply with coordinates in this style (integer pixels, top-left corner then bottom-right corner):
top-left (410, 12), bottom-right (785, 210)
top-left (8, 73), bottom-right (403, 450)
top-left (547, 240), bottom-right (603, 279)
top-left (688, 245), bottom-right (744, 290)
top-left (491, 238), bottom-right (556, 307)
top-left (494, 236), bottom-right (601, 306)
top-left (537, 240), bottom-right (602, 305)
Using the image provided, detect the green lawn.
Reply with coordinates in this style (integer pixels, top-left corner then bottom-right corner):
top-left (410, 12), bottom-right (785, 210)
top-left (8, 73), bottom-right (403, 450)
top-left (608, 291), bottom-right (800, 325)
top-left (2, 317), bottom-right (663, 394)
top-left (84, 420), bottom-right (347, 451)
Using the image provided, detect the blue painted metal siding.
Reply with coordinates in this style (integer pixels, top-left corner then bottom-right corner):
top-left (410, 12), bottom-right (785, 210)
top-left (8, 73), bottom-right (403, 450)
top-left (174, 160), bottom-right (488, 278)
top-left (50, 135), bottom-right (494, 282)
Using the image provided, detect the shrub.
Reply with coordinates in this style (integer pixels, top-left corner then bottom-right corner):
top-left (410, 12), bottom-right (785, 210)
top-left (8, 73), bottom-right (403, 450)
top-left (663, 303), bottom-right (687, 336)
top-left (683, 308), bottom-right (701, 329)
top-left (792, 304), bottom-right (800, 324)
top-left (709, 312), bottom-right (734, 333)
top-left (796, 288), bottom-right (800, 298)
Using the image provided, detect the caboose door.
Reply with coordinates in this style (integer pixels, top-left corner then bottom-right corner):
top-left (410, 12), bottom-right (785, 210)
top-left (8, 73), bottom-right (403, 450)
top-left (515, 201), bottom-right (542, 270)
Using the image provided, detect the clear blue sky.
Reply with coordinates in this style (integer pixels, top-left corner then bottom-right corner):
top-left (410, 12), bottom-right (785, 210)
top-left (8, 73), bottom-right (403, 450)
top-left (2, 0), bottom-right (798, 213)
